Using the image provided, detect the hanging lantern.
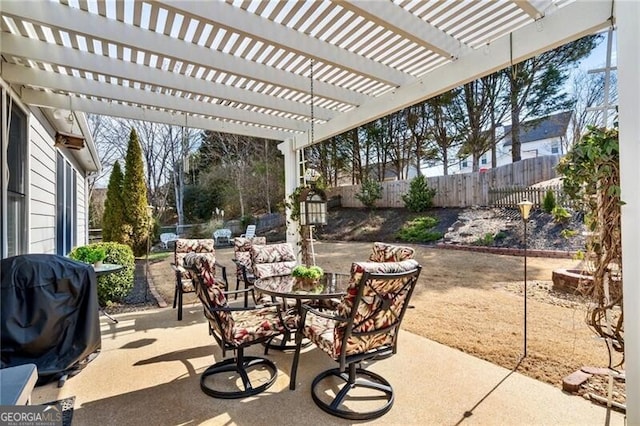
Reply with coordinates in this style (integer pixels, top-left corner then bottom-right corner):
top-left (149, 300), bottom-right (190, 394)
top-left (299, 186), bottom-right (327, 226)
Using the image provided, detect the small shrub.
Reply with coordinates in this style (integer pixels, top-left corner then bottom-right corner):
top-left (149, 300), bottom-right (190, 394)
top-left (472, 233), bottom-right (495, 246)
top-left (396, 216), bottom-right (442, 243)
top-left (355, 179), bottom-right (383, 209)
top-left (542, 190), bottom-right (556, 213)
top-left (402, 175), bottom-right (437, 212)
top-left (71, 242), bottom-right (135, 305)
top-left (552, 206), bottom-right (572, 223)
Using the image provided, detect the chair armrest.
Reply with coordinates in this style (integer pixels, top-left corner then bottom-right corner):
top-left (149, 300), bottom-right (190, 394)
top-left (300, 304), bottom-right (348, 322)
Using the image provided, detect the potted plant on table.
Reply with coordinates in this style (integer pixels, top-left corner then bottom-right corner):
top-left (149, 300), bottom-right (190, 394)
top-left (291, 265), bottom-right (324, 289)
top-left (70, 244), bottom-right (107, 268)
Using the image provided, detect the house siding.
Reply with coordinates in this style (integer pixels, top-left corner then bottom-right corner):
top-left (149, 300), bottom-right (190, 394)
top-left (28, 112), bottom-right (57, 254)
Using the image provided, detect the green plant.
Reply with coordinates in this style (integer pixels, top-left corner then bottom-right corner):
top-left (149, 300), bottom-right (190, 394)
top-left (69, 244), bottom-right (106, 264)
top-left (402, 175), bottom-right (437, 212)
top-left (396, 216), bottom-right (442, 243)
top-left (291, 265), bottom-right (324, 280)
top-left (551, 205), bottom-right (571, 223)
top-left (560, 228), bottom-right (578, 239)
top-left (472, 233), bottom-right (495, 246)
top-left (355, 179), bottom-right (383, 209)
top-left (542, 189), bottom-right (556, 213)
top-left (122, 128), bottom-right (150, 257)
top-left (556, 125), bottom-right (623, 358)
top-left (71, 242), bottom-right (135, 305)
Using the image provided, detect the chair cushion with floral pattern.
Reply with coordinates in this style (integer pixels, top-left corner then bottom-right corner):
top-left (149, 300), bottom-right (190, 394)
top-left (185, 252), bottom-right (285, 346)
top-left (368, 242), bottom-right (415, 262)
top-left (175, 238), bottom-right (216, 292)
top-left (250, 243), bottom-right (297, 279)
top-left (303, 259), bottom-right (420, 359)
top-left (233, 237), bottom-right (266, 280)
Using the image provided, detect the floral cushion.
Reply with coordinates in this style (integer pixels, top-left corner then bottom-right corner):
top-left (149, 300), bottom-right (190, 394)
top-left (369, 242), bottom-right (415, 262)
top-left (250, 243), bottom-right (297, 279)
top-left (175, 238), bottom-right (216, 292)
top-left (185, 252), bottom-right (284, 345)
top-left (233, 237), bottom-right (266, 280)
top-left (303, 259), bottom-right (420, 359)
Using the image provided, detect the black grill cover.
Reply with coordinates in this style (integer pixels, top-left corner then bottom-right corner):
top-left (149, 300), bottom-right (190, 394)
top-left (1, 254), bottom-right (101, 384)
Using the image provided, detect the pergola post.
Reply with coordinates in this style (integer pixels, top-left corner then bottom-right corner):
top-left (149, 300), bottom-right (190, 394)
top-left (617, 1), bottom-right (640, 423)
top-left (278, 138), bottom-right (301, 260)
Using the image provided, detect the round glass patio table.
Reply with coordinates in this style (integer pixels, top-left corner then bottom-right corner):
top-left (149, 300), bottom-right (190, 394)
top-left (253, 272), bottom-right (351, 302)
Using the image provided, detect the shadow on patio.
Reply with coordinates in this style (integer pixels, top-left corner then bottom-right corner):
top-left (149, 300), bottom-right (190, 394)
top-left (31, 305), bottom-right (622, 425)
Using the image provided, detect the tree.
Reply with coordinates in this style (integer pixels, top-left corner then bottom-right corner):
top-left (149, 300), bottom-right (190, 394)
top-left (425, 90), bottom-right (460, 176)
top-left (505, 35), bottom-right (600, 162)
top-left (102, 161), bottom-right (125, 243)
top-left (122, 128), bottom-right (150, 256)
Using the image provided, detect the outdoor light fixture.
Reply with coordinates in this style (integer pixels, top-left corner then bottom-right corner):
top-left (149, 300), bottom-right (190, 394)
top-left (55, 131), bottom-right (86, 150)
top-left (518, 199), bottom-right (533, 221)
top-left (517, 199), bottom-right (534, 358)
top-left (299, 186), bottom-right (327, 226)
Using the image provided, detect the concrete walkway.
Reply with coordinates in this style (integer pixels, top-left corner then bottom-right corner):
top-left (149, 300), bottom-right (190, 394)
top-left (31, 306), bottom-right (624, 425)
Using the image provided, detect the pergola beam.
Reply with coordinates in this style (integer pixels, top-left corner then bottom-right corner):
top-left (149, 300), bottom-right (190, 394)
top-left (0, 33), bottom-right (336, 122)
top-left (159, 0), bottom-right (409, 87)
top-left (21, 89), bottom-right (292, 141)
top-left (293, 0), bottom-right (611, 149)
top-left (336, 0), bottom-right (472, 59)
top-left (1, 0), bottom-right (365, 106)
top-left (2, 64), bottom-right (307, 132)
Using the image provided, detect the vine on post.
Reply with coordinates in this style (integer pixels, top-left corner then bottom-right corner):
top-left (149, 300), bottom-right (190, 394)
top-left (557, 125), bottom-right (623, 365)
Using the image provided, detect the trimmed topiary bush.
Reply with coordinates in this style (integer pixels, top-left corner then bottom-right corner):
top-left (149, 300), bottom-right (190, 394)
top-left (402, 175), bottom-right (437, 212)
top-left (71, 242), bottom-right (135, 305)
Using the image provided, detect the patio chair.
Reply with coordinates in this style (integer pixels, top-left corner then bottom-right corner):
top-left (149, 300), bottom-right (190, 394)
top-left (213, 228), bottom-right (232, 246)
top-left (183, 252), bottom-right (286, 399)
top-left (232, 236), bottom-right (266, 307)
top-left (171, 238), bottom-right (227, 321)
top-left (369, 242), bottom-right (415, 262)
top-left (289, 259), bottom-right (421, 420)
top-left (240, 224), bottom-right (256, 238)
top-left (160, 232), bottom-right (178, 249)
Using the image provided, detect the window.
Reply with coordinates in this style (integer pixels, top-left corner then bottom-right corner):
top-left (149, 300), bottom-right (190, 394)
top-left (551, 143), bottom-right (560, 154)
top-left (56, 153), bottom-right (77, 255)
top-left (461, 160), bottom-right (468, 168)
top-left (481, 156), bottom-right (487, 165)
top-left (1, 93), bottom-right (28, 257)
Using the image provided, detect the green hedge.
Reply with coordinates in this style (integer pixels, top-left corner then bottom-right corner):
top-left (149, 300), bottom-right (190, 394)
top-left (69, 242), bottom-right (135, 305)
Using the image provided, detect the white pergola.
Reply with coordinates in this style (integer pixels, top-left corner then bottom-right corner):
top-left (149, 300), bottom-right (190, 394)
top-left (1, 1), bottom-right (637, 420)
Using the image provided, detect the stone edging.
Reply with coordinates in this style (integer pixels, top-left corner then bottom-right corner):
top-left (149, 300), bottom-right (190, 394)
top-left (435, 242), bottom-right (577, 259)
top-left (146, 270), bottom-right (168, 308)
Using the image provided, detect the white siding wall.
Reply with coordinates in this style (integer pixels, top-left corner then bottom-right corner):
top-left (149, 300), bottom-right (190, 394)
top-left (27, 108), bottom-right (89, 253)
top-left (29, 116), bottom-right (57, 254)
top-left (76, 174), bottom-right (87, 246)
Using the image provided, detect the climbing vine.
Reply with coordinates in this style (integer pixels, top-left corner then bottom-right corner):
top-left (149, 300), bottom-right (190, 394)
top-left (557, 125), bottom-right (623, 365)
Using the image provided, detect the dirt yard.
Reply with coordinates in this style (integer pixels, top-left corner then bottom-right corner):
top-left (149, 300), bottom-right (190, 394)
top-left (149, 240), bottom-right (622, 404)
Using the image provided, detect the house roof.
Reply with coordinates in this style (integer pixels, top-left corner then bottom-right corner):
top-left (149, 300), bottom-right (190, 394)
top-left (503, 111), bottom-right (573, 146)
top-left (0, 1), bottom-right (610, 150)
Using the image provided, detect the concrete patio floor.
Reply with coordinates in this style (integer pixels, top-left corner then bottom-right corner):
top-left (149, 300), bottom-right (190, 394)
top-left (31, 305), bottom-right (623, 425)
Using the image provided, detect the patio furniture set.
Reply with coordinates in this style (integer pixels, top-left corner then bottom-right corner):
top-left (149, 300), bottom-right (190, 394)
top-left (173, 234), bottom-right (421, 420)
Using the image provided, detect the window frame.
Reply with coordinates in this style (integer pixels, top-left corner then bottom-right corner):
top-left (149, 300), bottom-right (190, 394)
top-left (1, 89), bottom-right (29, 258)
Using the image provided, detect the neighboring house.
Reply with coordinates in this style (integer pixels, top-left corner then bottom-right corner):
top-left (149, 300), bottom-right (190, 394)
top-left (1, 78), bottom-right (100, 259)
top-left (422, 111), bottom-right (574, 176)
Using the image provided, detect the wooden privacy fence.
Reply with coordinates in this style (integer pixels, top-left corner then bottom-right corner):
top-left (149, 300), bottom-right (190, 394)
top-left (328, 155), bottom-right (561, 208)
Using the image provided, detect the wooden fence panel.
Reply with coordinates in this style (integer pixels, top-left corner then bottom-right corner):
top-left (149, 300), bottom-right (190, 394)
top-left (329, 155), bottom-right (561, 208)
